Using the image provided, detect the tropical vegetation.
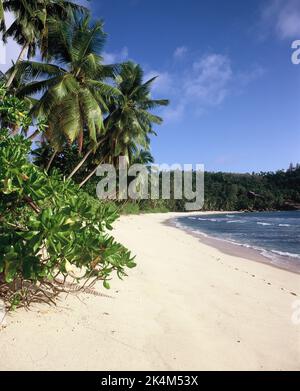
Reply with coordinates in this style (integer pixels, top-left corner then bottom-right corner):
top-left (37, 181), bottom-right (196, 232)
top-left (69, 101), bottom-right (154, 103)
top-left (0, 1), bottom-right (168, 309)
top-left (1, 1), bottom-right (298, 311)
top-left (81, 166), bottom-right (300, 215)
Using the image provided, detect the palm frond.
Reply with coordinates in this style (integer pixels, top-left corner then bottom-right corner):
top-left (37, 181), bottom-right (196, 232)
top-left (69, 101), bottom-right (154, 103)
top-left (17, 76), bottom-right (63, 97)
top-left (140, 99), bottom-right (170, 110)
top-left (15, 60), bottom-right (66, 81)
top-left (87, 79), bottom-right (121, 97)
top-left (46, 93), bottom-right (81, 143)
top-left (79, 88), bottom-right (104, 142)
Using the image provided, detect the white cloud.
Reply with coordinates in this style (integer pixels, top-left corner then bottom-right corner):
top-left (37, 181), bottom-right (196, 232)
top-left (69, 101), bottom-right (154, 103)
top-left (144, 70), bottom-right (174, 95)
top-left (173, 46), bottom-right (188, 59)
top-left (237, 65), bottom-right (266, 87)
top-left (102, 46), bottom-right (129, 64)
top-left (261, 0), bottom-right (300, 39)
top-left (147, 51), bottom-right (265, 124)
top-left (184, 54), bottom-right (233, 106)
top-left (76, 0), bottom-right (92, 8)
top-left (161, 103), bottom-right (185, 123)
top-left (145, 54), bottom-right (233, 111)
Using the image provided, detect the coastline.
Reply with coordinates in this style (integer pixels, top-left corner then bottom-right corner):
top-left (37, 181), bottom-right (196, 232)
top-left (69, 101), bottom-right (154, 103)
top-left (0, 212), bottom-right (300, 370)
top-left (168, 213), bottom-right (300, 275)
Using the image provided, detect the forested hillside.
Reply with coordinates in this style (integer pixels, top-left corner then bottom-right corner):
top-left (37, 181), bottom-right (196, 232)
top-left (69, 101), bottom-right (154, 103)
top-left (202, 165), bottom-right (300, 211)
top-left (77, 164), bottom-right (300, 214)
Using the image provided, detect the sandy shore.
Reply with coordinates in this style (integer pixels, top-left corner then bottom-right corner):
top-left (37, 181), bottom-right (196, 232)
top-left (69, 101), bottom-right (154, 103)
top-left (1, 212), bottom-right (300, 371)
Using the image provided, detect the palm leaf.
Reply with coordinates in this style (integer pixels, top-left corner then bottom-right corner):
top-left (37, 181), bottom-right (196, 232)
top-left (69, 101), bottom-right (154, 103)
top-left (15, 60), bottom-right (66, 80)
top-left (79, 88), bottom-right (104, 143)
top-left (140, 99), bottom-right (170, 110)
top-left (87, 79), bottom-right (121, 97)
top-left (17, 76), bottom-right (63, 97)
top-left (46, 94), bottom-right (81, 144)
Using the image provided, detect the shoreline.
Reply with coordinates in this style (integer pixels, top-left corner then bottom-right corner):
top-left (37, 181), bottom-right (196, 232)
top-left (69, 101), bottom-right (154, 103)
top-left (0, 212), bottom-right (300, 370)
top-left (167, 212), bottom-right (300, 275)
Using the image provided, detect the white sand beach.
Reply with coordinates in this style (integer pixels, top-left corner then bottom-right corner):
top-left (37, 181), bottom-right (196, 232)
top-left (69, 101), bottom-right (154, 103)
top-left (0, 212), bottom-right (300, 371)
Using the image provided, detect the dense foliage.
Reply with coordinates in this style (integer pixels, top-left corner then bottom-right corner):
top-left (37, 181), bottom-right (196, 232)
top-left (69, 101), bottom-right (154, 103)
top-left (201, 169), bottom-right (300, 211)
top-left (1, 0), bottom-right (298, 312)
top-left (170, 168), bottom-right (300, 212)
top-left (0, 127), bottom-right (136, 309)
top-left (83, 167), bottom-right (300, 215)
top-left (0, 87), bottom-right (135, 310)
top-left (0, 1), bottom-right (168, 309)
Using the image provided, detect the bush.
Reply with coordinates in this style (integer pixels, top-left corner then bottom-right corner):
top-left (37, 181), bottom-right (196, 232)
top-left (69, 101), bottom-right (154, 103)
top-left (0, 128), bottom-right (136, 310)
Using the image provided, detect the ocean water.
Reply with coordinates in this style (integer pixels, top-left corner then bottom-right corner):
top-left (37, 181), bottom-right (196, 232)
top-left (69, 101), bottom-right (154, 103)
top-left (175, 211), bottom-right (300, 270)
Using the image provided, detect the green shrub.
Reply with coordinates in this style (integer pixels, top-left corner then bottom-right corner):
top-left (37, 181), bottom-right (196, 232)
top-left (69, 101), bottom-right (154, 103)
top-left (119, 202), bottom-right (141, 215)
top-left (0, 86), bottom-right (31, 131)
top-left (0, 128), bottom-right (136, 310)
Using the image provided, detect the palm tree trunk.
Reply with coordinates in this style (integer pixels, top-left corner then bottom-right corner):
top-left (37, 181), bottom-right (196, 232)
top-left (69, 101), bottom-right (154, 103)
top-left (70, 134), bottom-right (109, 182)
top-left (6, 43), bottom-right (29, 88)
top-left (79, 166), bottom-right (98, 188)
top-left (67, 149), bottom-right (93, 180)
top-left (27, 129), bottom-right (40, 141)
top-left (77, 130), bottom-right (84, 154)
top-left (46, 150), bottom-right (57, 173)
top-left (79, 157), bottom-right (106, 188)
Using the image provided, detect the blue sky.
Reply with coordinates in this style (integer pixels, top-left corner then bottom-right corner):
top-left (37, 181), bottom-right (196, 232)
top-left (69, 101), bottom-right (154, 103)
top-left (1, 0), bottom-right (300, 173)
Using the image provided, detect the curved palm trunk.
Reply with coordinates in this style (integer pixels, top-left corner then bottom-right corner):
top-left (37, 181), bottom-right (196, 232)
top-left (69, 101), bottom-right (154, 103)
top-left (6, 43), bottom-right (29, 88)
top-left (68, 134), bottom-right (109, 181)
top-left (79, 156), bottom-right (106, 188)
top-left (77, 130), bottom-right (84, 154)
top-left (79, 166), bottom-right (98, 188)
top-left (46, 150), bottom-right (57, 173)
top-left (67, 149), bottom-right (93, 180)
top-left (27, 129), bottom-right (40, 141)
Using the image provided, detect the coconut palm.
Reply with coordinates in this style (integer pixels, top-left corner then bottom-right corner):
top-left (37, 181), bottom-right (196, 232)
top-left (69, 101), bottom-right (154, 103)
top-left (103, 61), bottom-right (169, 165)
top-left (78, 62), bottom-right (169, 187)
top-left (131, 149), bottom-right (154, 165)
top-left (1, 0), bottom-right (87, 87)
top-left (15, 14), bottom-right (120, 168)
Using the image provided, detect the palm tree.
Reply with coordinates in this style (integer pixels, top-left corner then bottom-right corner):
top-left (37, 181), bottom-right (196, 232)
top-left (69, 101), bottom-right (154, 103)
top-left (15, 15), bottom-right (120, 171)
top-left (1, 0), bottom-right (87, 88)
top-left (78, 62), bottom-right (169, 187)
top-left (104, 61), bottom-right (169, 165)
top-left (131, 149), bottom-right (154, 165)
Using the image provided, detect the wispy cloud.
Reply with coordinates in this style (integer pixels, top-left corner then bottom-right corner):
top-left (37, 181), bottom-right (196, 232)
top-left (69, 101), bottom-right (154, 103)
top-left (76, 0), bottom-right (92, 8)
top-left (184, 54), bottom-right (233, 106)
top-left (236, 65), bottom-right (265, 87)
top-left (162, 103), bottom-right (185, 122)
top-left (144, 70), bottom-right (174, 95)
top-left (260, 0), bottom-right (300, 39)
top-left (147, 52), bottom-right (264, 124)
top-left (102, 46), bottom-right (129, 64)
top-left (173, 46), bottom-right (188, 59)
